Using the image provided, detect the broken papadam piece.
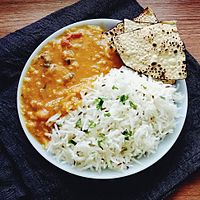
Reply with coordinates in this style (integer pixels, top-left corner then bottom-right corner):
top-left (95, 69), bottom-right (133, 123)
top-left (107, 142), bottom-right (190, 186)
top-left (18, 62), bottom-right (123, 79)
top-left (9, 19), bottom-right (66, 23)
top-left (134, 7), bottom-right (158, 23)
top-left (113, 22), bottom-right (187, 80)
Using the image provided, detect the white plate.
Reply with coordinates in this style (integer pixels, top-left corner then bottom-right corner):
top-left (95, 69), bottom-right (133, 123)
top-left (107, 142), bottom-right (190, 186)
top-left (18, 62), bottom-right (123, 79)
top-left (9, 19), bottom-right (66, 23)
top-left (17, 19), bottom-right (188, 179)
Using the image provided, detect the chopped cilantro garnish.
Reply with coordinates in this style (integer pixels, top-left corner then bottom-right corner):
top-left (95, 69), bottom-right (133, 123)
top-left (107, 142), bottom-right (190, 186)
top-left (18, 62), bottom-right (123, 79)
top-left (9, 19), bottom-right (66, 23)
top-left (118, 95), bottom-right (129, 105)
top-left (75, 118), bottom-right (82, 128)
top-left (68, 139), bottom-right (77, 145)
top-left (97, 140), bottom-right (103, 149)
top-left (142, 85), bottom-right (147, 89)
top-left (104, 112), bottom-right (111, 117)
top-left (56, 122), bottom-right (62, 127)
top-left (99, 133), bottom-right (105, 137)
top-left (97, 133), bottom-right (105, 149)
top-left (95, 97), bottom-right (104, 110)
top-left (89, 120), bottom-right (96, 128)
top-left (112, 85), bottom-right (118, 90)
top-left (129, 101), bottom-right (137, 109)
top-left (160, 96), bottom-right (166, 100)
top-left (122, 130), bottom-right (133, 140)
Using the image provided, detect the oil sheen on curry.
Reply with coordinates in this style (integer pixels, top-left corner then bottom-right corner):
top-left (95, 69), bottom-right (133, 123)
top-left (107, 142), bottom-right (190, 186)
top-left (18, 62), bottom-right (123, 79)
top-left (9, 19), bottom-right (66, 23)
top-left (21, 25), bottom-right (123, 144)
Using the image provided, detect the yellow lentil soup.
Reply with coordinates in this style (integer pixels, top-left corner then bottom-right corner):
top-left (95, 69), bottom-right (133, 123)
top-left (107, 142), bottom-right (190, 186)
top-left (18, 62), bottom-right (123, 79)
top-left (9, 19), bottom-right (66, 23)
top-left (21, 25), bottom-right (123, 144)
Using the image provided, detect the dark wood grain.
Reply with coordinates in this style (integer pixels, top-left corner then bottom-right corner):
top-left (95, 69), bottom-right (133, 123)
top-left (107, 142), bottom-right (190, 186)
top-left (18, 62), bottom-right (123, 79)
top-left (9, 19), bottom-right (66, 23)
top-left (0, 0), bottom-right (200, 199)
top-left (0, 0), bottom-right (79, 36)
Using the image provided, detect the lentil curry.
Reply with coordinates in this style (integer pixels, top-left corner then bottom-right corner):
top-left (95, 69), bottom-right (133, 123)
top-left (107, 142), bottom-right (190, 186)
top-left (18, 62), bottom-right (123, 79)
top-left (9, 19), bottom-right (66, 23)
top-left (21, 25), bottom-right (123, 144)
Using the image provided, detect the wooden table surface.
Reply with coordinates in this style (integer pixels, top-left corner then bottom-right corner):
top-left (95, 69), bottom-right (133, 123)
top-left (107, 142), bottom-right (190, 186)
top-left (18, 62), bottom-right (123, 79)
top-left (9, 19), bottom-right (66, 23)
top-left (1, 0), bottom-right (200, 199)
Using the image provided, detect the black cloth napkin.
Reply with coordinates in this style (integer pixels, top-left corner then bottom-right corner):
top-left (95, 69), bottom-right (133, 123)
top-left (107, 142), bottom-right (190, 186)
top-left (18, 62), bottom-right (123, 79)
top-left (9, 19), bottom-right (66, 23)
top-left (0, 0), bottom-right (200, 199)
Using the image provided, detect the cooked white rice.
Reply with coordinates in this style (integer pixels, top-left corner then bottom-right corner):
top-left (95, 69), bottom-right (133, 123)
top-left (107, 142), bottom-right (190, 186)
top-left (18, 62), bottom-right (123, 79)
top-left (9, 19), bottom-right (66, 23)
top-left (46, 67), bottom-right (182, 171)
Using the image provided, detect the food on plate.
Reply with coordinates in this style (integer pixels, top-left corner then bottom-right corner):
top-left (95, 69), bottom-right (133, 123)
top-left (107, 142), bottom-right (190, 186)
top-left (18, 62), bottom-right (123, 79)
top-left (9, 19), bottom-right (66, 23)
top-left (21, 25), bottom-right (122, 144)
top-left (114, 22), bottom-right (187, 80)
top-left (46, 67), bottom-right (182, 171)
top-left (20, 7), bottom-right (187, 172)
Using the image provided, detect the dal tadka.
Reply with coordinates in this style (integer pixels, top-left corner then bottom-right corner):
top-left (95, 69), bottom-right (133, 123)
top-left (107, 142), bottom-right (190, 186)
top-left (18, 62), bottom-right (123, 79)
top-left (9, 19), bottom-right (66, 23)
top-left (21, 25), bottom-right (122, 144)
